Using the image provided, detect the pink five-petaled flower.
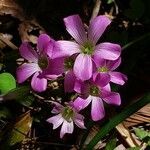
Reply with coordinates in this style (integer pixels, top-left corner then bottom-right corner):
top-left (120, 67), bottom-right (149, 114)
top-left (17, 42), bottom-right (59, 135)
top-left (73, 79), bottom-right (121, 121)
top-left (17, 34), bottom-right (64, 92)
top-left (53, 14), bottom-right (121, 81)
top-left (93, 58), bottom-right (127, 87)
top-left (63, 56), bottom-right (77, 92)
top-left (47, 102), bottom-right (86, 138)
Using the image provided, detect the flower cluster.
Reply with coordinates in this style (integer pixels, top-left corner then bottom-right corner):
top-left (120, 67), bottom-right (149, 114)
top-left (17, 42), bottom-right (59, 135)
top-left (17, 14), bottom-right (127, 138)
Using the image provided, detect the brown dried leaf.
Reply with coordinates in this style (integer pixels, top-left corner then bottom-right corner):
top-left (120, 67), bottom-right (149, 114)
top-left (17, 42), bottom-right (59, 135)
top-left (116, 123), bottom-right (141, 147)
top-left (0, 111), bottom-right (32, 149)
top-left (0, 0), bottom-right (24, 20)
top-left (0, 33), bottom-right (12, 48)
top-left (18, 20), bottom-right (45, 43)
top-left (0, 0), bottom-right (45, 43)
top-left (0, 33), bottom-right (17, 49)
top-left (124, 104), bottom-right (150, 127)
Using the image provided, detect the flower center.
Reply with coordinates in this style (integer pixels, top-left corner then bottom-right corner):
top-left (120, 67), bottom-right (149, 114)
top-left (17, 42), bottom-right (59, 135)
top-left (62, 106), bottom-right (74, 122)
top-left (90, 85), bottom-right (100, 96)
top-left (64, 57), bottom-right (74, 70)
top-left (81, 42), bottom-right (94, 55)
top-left (38, 56), bottom-right (49, 70)
top-left (98, 66), bottom-right (108, 72)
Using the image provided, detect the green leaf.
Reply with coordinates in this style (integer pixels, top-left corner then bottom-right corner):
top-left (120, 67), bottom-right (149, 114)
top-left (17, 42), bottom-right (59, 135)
top-left (85, 94), bottom-right (150, 150)
top-left (105, 138), bottom-right (117, 150)
top-left (134, 128), bottom-right (150, 140)
top-left (3, 86), bottom-right (30, 100)
top-left (0, 73), bottom-right (16, 94)
top-left (0, 111), bottom-right (32, 149)
top-left (107, 0), bottom-right (114, 4)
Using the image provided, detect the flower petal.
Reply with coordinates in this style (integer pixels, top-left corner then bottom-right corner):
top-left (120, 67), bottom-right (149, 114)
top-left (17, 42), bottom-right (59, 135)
top-left (37, 34), bottom-right (50, 52)
top-left (64, 70), bottom-right (76, 92)
top-left (43, 57), bottom-right (65, 77)
top-left (31, 72), bottom-right (47, 92)
top-left (93, 72), bottom-right (110, 87)
top-left (73, 96), bottom-right (91, 111)
top-left (93, 58), bottom-right (106, 68)
top-left (94, 42), bottom-right (121, 60)
top-left (53, 41), bottom-right (80, 58)
top-left (51, 102), bottom-right (64, 114)
top-left (102, 90), bottom-right (121, 105)
top-left (74, 113), bottom-right (86, 129)
top-left (103, 83), bottom-right (111, 91)
top-left (19, 42), bottom-right (38, 62)
top-left (64, 15), bottom-right (87, 45)
top-left (91, 96), bottom-right (105, 121)
top-left (47, 114), bottom-right (63, 129)
top-left (88, 15), bottom-right (111, 44)
top-left (109, 72), bottom-right (127, 85)
top-left (107, 57), bottom-right (121, 71)
top-left (74, 54), bottom-right (93, 81)
top-left (60, 120), bottom-right (74, 138)
top-left (17, 63), bottom-right (40, 83)
top-left (45, 38), bottom-right (56, 58)
top-left (74, 80), bottom-right (90, 98)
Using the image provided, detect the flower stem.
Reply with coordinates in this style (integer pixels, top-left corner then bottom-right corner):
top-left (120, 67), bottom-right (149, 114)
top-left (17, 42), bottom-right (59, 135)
top-left (122, 33), bottom-right (150, 51)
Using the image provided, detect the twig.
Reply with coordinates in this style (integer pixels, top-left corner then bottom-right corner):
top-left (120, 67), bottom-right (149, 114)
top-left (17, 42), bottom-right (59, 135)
top-left (116, 123), bottom-right (141, 147)
top-left (114, 0), bottom-right (119, 15)
top-left (91, 0), bottom-right (101, 20)
top-left (122, 33), bottom-right (150, 51)
top-left (0, 33), bottom-right (18, 50)
top-left (31, 92), bottom-right (45, 100)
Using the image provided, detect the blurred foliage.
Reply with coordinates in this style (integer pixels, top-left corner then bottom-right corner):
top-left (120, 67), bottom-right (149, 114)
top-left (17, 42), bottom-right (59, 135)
top-left (105, 138), bottom-right (117, 150)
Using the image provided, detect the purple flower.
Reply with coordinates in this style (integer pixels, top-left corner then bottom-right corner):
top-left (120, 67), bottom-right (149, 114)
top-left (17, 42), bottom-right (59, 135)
top-left (52, 55), bottom-right (78, 93)
top-left (17, 34), bottom-right (64, 92)
top-left (47, 102), bottom-right (86, 138)
top-left (93, 58), bottom-right (127, 86)
top-left (53, 15), bottom-right (121, 81)
top-left (73, 79), bottom-right (121, 121)
top-left (63, 57), bottom-right (77, 92)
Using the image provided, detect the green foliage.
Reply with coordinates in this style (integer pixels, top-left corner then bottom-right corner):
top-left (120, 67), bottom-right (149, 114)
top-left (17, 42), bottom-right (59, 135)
top-left (134, 128), bottom-right (150, 146)
top-left (0, 73), bottom-right (16, 95)
top-left (105, 138), bottom-right (117, 150)
top-left (134, 128), bottom-right (150, 140)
